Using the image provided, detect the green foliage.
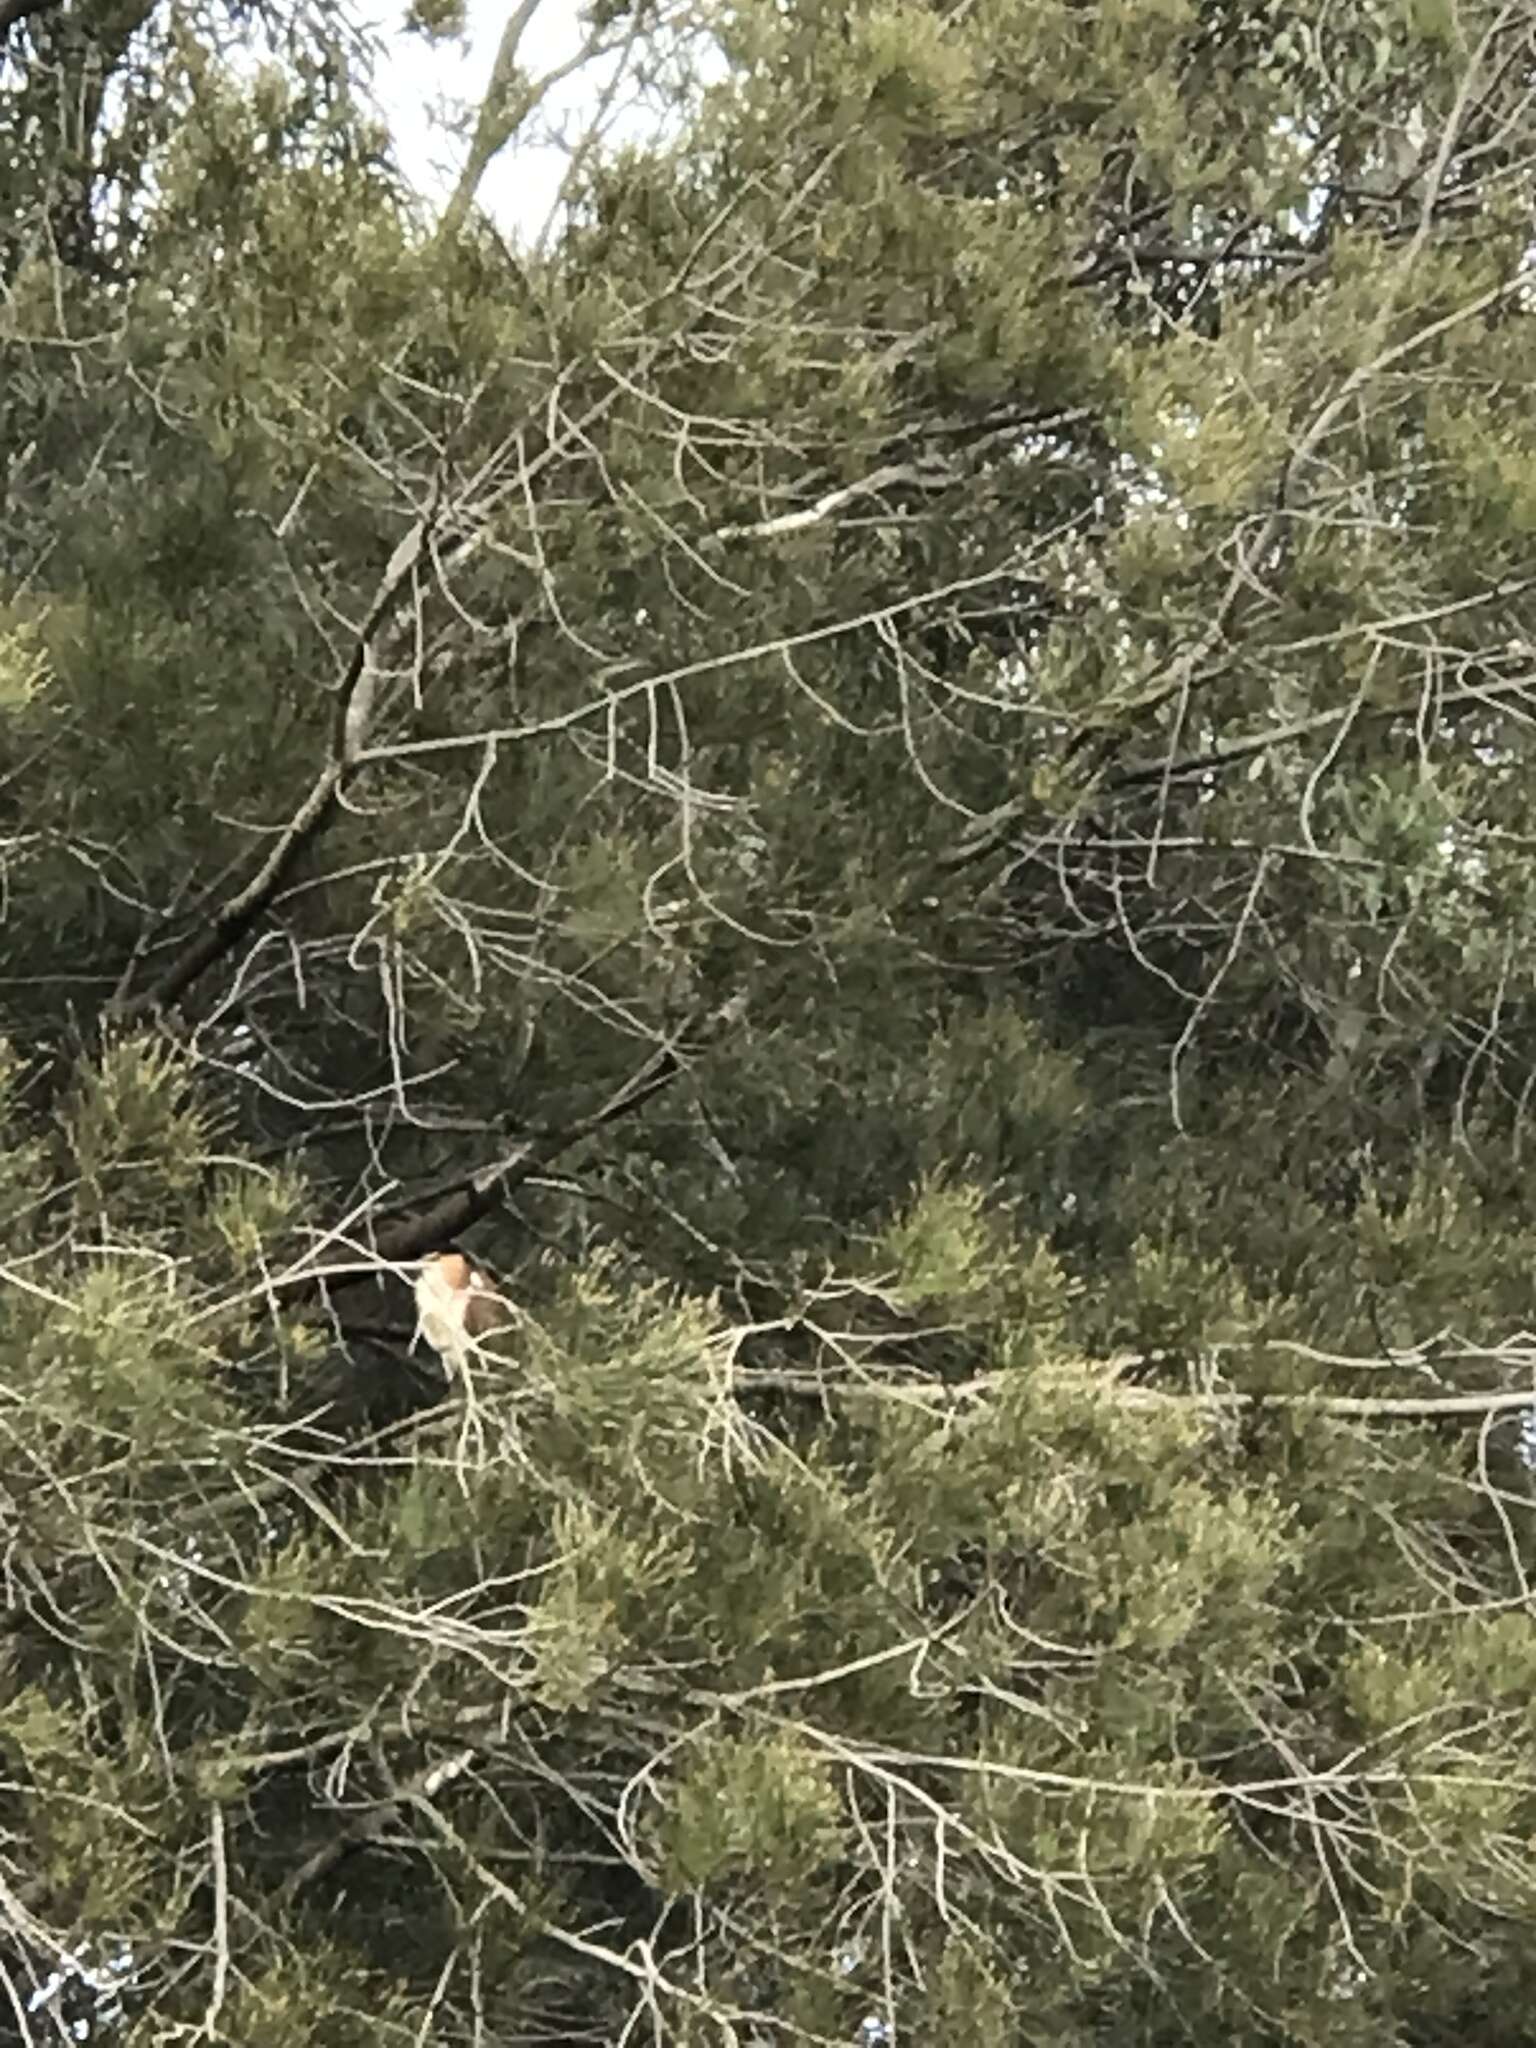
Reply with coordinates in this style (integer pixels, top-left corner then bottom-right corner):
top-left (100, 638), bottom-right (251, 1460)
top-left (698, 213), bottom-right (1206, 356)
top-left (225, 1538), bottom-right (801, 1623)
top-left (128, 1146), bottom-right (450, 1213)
top-left (877, 1176), bottom-right (1004, 1308)
top-left (9, 0), bottom-right (1536, 2039)
top-left (404, 0), bottom-right (466, 37)
top-left (527, 1498), bottom-right (694, 1711)
top-left (64, 1034), bottom-right (215, 1221)
top-left (214, 1944), bottom-right (408, 2048)
top-left (0, 607), bottom-right (50, 711)
top-left (659, 1728), bottom-right (845, 1893)
top-left (1114, 1235), bottom-right (1262, 1355)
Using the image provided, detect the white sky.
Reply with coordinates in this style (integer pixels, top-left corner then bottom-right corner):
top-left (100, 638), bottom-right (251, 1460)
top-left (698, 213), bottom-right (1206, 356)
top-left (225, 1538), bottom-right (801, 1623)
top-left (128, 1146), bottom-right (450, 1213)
top-left (367, 0), bottom-right (657, 241)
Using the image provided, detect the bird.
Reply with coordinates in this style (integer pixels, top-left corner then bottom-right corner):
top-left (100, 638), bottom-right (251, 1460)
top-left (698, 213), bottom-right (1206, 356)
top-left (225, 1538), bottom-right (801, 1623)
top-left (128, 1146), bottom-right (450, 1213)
top-left (413, 1247), bottom-right (513, 1374)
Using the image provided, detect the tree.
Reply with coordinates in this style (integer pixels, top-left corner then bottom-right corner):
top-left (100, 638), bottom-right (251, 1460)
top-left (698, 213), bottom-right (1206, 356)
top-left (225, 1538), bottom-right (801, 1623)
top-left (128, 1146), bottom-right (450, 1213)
top-left (7, 0), bottom-right (1536, 2041)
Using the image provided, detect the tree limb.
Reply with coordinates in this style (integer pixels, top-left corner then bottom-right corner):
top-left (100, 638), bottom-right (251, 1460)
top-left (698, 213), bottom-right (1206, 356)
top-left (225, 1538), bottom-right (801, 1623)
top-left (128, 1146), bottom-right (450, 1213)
top-left (286, 992), bottom-right (746, 1301)
top-left (275, 1747), bottom-right (478, 1909)
top-left (0, 0), bottom-right (60, 37)
top-left (434, 1), bottom-right (623, 249)
top-left (125, 516), bottom-right (436, 1015)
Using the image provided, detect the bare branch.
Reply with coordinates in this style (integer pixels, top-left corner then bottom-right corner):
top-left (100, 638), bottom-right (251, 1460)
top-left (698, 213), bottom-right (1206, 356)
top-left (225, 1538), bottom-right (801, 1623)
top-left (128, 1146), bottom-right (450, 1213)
top-left (711, 460), bottom-right (957, 541)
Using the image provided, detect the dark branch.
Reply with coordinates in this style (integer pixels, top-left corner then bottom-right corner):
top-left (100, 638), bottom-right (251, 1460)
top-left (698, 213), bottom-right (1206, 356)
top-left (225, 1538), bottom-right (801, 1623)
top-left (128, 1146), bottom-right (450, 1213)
top-left (124, 518), bottom-right (435, 1016)
top-left (0, 0), bottom-right (61, 37)
top-left (286, 993), bottom-right (747, 1303)
top-left (132, 762), bottom-right (343, 1015)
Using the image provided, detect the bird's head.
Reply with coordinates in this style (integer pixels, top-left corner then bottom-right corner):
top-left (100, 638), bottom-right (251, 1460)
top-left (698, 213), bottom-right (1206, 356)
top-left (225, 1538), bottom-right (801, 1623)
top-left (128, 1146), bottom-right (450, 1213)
top-left (422, 1248), bottom-right (473, 1292)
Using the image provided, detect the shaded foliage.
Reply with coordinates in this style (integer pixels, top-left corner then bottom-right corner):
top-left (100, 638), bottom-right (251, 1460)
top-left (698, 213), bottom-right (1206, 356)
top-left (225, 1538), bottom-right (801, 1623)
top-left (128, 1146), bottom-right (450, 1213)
top-left (7, 0), bottom-right (1536, 2042)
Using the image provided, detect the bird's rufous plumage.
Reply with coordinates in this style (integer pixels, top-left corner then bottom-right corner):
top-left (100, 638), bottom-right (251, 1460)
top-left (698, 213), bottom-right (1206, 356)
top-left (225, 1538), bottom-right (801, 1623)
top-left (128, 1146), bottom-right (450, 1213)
top-left (414, 1249), bottom-right (511, 1369)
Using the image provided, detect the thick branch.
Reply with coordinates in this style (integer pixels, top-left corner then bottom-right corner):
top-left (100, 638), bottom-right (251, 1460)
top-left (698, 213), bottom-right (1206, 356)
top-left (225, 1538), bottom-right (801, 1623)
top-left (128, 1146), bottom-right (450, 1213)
top-left (376, 1048), bottom-right (683, 1263)
top-left (287, 993), bottom-right (745, 1301)
top-left (940, 657), bottom-right (1536, 874)
top-left (127, 518), bottom-right (431, 1015)
top-left (0, 0), bottom-right (60, 35)
top-left (135, 760), bottom-right (343, 1015)
top-left (275, 1748), bottom-right (478, 1908)
top-left (435, 2), bottom-right (621, 249)
top-left (1105, 670), bottom-right (1536, 795)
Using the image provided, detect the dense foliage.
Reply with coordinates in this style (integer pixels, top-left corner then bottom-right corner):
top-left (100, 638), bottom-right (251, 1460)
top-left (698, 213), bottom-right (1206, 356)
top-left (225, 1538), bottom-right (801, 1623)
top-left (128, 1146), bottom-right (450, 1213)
top-left (6, 0), bottom-right (1536, 2041)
